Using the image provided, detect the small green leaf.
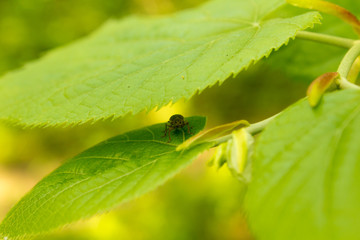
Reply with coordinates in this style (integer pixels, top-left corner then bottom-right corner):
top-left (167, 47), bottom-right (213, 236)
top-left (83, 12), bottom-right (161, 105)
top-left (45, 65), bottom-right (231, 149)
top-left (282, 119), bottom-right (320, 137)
top-left (306, 71), bottom-right (339, 107)
top-left (177, 119), bottom-right (249, 150)
top-left (246, 90), bottom-right (360, 240)
top-left (208, 142), bottom-right (228, 169)
top-left (0, 116), bottom-right (211, 239)
top-left (0, 0), bottom-right (321, 126)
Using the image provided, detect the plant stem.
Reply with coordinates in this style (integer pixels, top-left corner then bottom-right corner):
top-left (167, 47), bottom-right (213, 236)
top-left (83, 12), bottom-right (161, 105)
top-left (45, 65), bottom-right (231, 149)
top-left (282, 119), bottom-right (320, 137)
top-left (296, 31), bottom-right (355, 48)
top-left (247, 114), bottom-right (279, 135)
top-left (337, 77), bottom-right (360, 89)
top-left (337, 40), bottom-right (360, 89)
top-left (212, 114), bottom-right (279, 146)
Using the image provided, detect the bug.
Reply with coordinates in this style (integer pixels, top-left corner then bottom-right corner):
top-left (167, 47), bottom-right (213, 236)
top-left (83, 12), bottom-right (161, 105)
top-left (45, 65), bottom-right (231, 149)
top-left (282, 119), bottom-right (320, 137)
top-left (162, 114), bottom-right (193, 142)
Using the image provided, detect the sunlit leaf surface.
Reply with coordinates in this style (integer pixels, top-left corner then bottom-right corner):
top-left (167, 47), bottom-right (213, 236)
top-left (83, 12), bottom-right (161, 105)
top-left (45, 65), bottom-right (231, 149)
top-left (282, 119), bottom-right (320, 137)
top-left (0, 116), bottom-right (212, 239)
top-left (246, 90), bottom-right (360, 240)
top-left (0, 0), bottom-right (320, 126)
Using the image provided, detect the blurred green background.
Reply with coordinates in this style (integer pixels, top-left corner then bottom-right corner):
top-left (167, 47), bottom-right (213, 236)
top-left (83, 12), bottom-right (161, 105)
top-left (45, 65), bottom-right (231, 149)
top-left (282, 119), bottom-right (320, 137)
top-left (0, 0), bottom-right (309, 239)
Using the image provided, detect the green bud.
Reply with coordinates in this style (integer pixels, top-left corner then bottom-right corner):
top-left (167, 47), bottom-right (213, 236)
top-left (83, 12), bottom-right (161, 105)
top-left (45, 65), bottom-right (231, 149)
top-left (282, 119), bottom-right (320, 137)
top-left (226, 128), bottom-right (254, 183)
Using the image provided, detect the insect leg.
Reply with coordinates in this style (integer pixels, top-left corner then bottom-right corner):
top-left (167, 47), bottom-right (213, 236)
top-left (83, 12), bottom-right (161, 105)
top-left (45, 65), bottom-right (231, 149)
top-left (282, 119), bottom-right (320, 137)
top-left (162, 123), bottom-right (168, 137)
top-left (185, 122), bottom-right (193, 135)
top-left (168, 128), bottom-right (172, 142)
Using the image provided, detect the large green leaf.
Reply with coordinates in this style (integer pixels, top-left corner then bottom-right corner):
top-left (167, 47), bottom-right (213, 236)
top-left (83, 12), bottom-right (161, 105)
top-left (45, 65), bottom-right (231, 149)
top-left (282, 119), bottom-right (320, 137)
top-left (0, 0), bottom-right (320, 126)
top-left (267, 0), bottom-right (360, 82)
top-left (246, 90), bottom-right (360, 240)
top-left (0, 116), bottom-right (211, 239)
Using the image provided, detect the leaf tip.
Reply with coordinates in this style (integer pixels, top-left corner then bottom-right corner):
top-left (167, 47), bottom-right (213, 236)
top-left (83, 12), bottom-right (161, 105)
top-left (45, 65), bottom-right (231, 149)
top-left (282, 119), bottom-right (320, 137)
top-left (287, 0), bottom-right (360, 34)
top-left (307, 72), bottom-right (339, 107)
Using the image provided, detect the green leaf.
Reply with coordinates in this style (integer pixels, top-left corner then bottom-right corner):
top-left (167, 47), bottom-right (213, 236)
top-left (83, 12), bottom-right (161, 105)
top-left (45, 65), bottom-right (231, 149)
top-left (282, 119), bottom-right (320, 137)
top-left (0, 116), bottom-right (211, 239)
top-left (267, 0), bottom-right (360, 82)
top-left (0, 0), bottom-right (321, 126)
top-left (245, 90), bottom-right (360, 240)
top-left (177, 119), bottom-right (249, 150)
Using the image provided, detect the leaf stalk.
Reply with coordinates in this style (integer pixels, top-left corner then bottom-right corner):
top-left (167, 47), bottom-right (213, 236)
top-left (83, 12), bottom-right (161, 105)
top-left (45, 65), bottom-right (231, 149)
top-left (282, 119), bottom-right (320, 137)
top-left (296, 31), bottom-right (355, 48)
top-left (337, 40), bottom-right (360, 89)
top-left (212, 114), bottom-right (279, 146)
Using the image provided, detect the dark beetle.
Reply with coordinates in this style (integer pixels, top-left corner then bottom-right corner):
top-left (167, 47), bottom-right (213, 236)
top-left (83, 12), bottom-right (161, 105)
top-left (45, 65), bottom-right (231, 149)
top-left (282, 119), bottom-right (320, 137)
top-left (162, 114), bottom-right (192, 142)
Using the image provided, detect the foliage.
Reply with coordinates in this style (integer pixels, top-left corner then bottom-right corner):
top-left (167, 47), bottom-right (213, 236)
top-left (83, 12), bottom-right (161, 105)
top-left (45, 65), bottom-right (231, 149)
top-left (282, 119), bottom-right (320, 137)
top-left (0, 0), bottom-right (320, 126)
top-left (0, 117), bottom-right (210, 239)
top-left (0, 0), bottom-right (360, 239)
top-left (266, 0), bottom-right (360, 82)
top-left (246, 90), bottom-right (360, 240)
